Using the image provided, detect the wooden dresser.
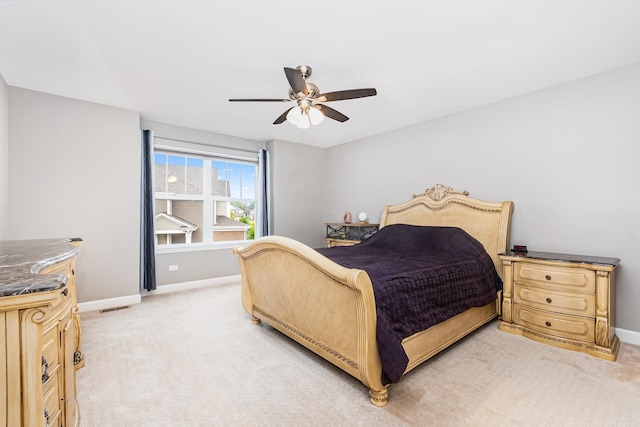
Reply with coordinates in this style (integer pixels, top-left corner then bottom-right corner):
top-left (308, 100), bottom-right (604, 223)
top-left (0, 238), bottom-right (82, 427)
top-left (499, 250), bottom-right (619, 361)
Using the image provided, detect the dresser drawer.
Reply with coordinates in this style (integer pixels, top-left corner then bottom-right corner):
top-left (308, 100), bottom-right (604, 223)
top-left (514, 284), bottom-right (595, 317)
top-left (42, 325), bottom-right (61, 380)
top-left (43, 373), bottom-right (62, 427)
top-left (514, 262), bottom-right (595, 293)
top-left (513, 304), bottom-right (595, 342)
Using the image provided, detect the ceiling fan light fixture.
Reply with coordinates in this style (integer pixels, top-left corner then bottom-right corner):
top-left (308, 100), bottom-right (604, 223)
top-left (286, 106), bottom-right (302, 125)
top-left (308, 106), bottom-right (324, 125)
top-left (296, 110), bottom-right (311, 129)
top-left (287, 104), bottom-right (319, 129)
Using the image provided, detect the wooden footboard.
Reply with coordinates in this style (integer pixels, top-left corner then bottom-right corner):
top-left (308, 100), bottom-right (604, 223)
top-left (233, 236), bottom-right (389, 405)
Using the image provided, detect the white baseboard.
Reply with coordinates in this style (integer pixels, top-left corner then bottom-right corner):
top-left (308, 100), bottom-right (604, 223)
top-left (616, 327), bottom-right (640, 347)
top-left (78, 294), bottom-right (142, 313)
top-left (141, 275), bottom-right (241, 296)
top-left (77, 275), bottom-right (240, 313)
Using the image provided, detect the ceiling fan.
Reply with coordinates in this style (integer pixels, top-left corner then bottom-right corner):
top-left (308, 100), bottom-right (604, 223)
top-left (229, 65), bottom-right (377, 128)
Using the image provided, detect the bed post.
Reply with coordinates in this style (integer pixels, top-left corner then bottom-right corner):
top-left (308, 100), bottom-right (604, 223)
top-left (370, 389), bottom-right (389, 407)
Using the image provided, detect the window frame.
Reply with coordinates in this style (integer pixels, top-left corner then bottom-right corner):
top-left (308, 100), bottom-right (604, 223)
top-left (153, 146), bottom-right (259, 253)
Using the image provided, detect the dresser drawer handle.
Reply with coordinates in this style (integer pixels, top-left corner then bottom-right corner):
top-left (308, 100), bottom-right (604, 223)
top-left (545, 321), bottom-right (552, 327)
top-left (545, 275), bottom-right (552, 281)
top-left (41, 356), bottom-right (49, 383)
top-left (546, 297), bottom-right (552, 303)
top-left (44, 409), bottom-right (50, 427)
top-left (62, 288), bottom-right (69, 296)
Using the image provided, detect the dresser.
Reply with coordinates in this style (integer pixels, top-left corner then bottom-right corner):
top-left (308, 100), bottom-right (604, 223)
top-left (0, 238), bottom-right (82, 427)
top-left (499, 250), bottom-right (619, 361)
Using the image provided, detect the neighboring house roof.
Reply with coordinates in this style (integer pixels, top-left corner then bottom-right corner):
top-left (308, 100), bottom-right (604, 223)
top-left (155, 164), bottom-right (232, 197)
top-left (214, 215), bottom-right (250, 229)
top-left (155, 212), bottom-right (199, 234)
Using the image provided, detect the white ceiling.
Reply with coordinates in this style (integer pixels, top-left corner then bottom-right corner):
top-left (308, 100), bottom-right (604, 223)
top-left (1, 1), bottom-right (639, 148)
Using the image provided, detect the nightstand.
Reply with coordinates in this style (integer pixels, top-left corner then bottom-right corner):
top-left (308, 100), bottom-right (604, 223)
top-left (325, 223), bottom-right (379, 247)
top-left (499, 250), bottom-right (619, 361)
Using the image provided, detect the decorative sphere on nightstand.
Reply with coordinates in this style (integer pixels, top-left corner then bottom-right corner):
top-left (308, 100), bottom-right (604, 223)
top-left (358, 212), bottom-right (368, 222)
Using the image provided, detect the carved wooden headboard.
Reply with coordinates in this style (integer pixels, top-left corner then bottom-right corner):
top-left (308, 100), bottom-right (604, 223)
top-left (380, 184), bottom-right (514, 279)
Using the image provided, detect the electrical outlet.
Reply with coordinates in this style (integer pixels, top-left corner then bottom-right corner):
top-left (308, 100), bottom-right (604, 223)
top-left (169, 265), bottom-right (179, 271)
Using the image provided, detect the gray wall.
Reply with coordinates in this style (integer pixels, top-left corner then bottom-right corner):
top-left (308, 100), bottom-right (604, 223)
top-left (0, 72), bottom-right (7, 240)
top-left (4, 62), bottom-right (639, 336)
top-left (3, 89), bottom-right (325, 299)
top-left (268, 139), bottom-right (327, 249)
top-left (7, 87), bottom-right (141, 303)
top-left (325, 62), bottom-right (640, 334)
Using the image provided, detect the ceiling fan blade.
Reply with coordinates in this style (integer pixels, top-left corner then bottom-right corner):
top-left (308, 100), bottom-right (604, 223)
top-left (318, 88), bottom-right (377, 102)
top-left (284, 67), bottom-right (308, 96)
top-left (229, 98), bottom-right (290, 102)
top-left (318, 105), bottom-right (349, 122)
top-left (273, 107), bottom-right (294, 125)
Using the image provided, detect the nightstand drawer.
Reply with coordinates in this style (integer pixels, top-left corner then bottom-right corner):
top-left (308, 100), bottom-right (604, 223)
top-left (515, 262), bottom-right (595, 293)
top-left (514, 284), bottom-right (595, 317)
top-left (514, 304), bottom-right (595, 342)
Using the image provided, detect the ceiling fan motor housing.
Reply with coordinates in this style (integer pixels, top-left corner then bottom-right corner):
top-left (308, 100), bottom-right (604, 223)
top-left (289, 82), bottom-right (320, 100)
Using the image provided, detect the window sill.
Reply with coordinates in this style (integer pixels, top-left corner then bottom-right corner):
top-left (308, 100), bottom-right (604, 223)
top-left (155, 241), bottom-right (251, 254)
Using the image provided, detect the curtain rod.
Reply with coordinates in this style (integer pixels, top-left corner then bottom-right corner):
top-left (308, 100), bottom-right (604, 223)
top-left (153, 135), bottom-right (261, 154)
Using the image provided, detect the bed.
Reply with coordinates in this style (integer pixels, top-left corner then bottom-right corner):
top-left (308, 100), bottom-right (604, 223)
top-left (233, 184), bottom-right (514, 406)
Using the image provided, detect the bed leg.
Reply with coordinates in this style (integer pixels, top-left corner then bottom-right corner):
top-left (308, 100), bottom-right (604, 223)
top-left (369, 388), bottom-right (389, 407)
top-left (251, 315), bottom-right (261, 325)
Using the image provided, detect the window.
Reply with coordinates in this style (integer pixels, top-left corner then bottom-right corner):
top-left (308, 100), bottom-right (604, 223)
top-left (153, 150), bottom-right (257, 247)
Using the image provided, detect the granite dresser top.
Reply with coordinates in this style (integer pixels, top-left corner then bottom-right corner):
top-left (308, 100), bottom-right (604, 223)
top-left (0, 238), bottom-right (80, 297)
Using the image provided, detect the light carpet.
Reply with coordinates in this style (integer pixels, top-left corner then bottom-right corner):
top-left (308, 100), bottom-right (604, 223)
top-left (76, 283), bottom-right (640, 426)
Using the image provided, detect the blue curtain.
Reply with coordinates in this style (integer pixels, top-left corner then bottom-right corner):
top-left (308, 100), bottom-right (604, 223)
top-left (140, 129), bottom-right (157, 291)
top-left (256, 148), bottom-right (270, 238)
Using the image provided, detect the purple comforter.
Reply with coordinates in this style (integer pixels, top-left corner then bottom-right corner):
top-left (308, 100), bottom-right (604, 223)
top-left (316, 224), bottom-right (501, 384)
